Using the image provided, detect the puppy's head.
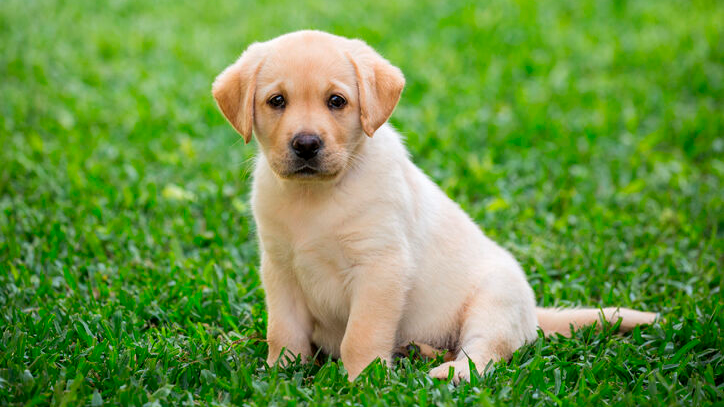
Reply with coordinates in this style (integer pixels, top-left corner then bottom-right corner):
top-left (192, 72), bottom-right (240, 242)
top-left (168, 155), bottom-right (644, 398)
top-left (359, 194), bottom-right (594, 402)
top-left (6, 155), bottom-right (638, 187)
top-left (212, 30), bottom-right (404, 181)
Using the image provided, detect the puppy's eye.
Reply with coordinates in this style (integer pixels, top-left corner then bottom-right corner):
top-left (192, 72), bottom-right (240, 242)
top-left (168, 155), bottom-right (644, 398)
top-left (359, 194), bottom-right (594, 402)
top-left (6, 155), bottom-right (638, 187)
top-left (268, 95), bottom-right (285, 109)
top-left (328, 94), bottom-right (347, 109)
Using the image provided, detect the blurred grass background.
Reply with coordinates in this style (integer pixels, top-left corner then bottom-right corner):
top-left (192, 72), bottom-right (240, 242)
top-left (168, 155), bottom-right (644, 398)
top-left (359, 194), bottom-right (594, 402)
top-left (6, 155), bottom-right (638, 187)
top-left (1, 0), bottom-right (722, 405)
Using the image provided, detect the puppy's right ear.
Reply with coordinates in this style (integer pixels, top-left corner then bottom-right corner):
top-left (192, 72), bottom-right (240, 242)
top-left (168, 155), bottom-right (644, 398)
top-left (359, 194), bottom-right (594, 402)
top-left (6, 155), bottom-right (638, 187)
top-left (212, 43), bottom-right (265, 143)
top-left (346, 40), bottom-right (405, 138)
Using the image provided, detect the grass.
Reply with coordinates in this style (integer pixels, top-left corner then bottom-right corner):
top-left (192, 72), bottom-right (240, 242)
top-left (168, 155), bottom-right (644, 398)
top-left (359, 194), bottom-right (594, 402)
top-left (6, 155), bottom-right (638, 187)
top-left (1, 0), bottom-right (722, 405)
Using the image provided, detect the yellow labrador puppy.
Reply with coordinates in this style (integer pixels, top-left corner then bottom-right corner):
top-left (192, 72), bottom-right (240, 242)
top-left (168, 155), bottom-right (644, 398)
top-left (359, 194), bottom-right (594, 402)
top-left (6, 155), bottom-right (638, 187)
top-left (212, 30), bottom-right (657, 382)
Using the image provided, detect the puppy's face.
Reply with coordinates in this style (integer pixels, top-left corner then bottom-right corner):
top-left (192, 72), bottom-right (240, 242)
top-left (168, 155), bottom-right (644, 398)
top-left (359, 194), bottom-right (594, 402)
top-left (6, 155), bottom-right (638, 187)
top-left (253, 35), bottom-right (361, 180)
top-left (213, 31), bottom-right (405, 181)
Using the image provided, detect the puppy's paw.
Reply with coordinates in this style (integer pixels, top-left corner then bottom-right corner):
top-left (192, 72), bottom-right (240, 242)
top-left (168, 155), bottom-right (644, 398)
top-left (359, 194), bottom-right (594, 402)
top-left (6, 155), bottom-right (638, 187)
top-left (266, 354), bottom-right (291, 368)
top-left (266, 349), bottom-right (308, 368)
top-left (429, 360), bottom-right (472, 384)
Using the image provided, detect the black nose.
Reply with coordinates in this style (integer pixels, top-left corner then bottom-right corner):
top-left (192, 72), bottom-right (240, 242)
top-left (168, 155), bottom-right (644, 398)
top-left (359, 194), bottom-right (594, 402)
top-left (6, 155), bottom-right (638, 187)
top-left (290, 133), bottom-right (322, 160)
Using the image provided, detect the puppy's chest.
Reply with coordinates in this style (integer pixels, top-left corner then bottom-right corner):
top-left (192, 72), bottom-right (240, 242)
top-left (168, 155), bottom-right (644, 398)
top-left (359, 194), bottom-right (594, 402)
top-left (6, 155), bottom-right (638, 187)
top-left (258, 207), bottom-right (359, 324)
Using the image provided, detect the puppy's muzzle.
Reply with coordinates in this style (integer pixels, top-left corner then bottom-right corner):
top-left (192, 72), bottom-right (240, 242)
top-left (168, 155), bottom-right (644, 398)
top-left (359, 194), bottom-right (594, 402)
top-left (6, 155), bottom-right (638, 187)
top-left (291, 133), bottom-right (322, 160)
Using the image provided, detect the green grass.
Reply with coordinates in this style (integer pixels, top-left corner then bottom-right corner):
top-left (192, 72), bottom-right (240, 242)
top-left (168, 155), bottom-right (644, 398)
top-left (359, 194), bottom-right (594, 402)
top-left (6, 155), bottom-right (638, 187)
top-left (1, 0), bottom-right (722, 405)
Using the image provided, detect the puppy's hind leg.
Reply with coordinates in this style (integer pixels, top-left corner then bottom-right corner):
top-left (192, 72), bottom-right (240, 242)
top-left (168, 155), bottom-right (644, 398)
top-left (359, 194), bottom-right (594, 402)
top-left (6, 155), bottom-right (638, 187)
top-left (429, 286), bottom-right (538, 383)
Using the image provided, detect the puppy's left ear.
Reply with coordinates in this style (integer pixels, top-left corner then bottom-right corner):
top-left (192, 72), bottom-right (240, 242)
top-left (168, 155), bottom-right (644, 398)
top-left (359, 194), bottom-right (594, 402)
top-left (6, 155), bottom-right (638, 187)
top-left (347, 40), bottom-right (405, 137)
top-left (212, 43), bottom-right (265, 143)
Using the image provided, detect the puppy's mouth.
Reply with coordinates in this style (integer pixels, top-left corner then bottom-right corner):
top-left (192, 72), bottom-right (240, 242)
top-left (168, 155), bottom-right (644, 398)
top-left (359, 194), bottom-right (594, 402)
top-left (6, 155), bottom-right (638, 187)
top-left (283, 164), bottom-right (339, 181)
top-left (274, 155), bottom-right (344, 181)
top-left (294, 165), bottom-right (319, 176)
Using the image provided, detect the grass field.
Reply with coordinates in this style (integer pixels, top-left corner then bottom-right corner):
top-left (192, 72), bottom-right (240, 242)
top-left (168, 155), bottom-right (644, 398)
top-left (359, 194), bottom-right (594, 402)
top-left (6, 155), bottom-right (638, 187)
top-left (1, 0), bottom-right (723, 405)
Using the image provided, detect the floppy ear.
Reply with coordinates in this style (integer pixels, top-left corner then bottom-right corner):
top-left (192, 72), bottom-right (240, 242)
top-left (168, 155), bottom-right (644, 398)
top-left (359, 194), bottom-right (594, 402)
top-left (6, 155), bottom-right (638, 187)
top-left (212, 43), bottom-right (265, 143)
top-left (347, 41), bottom-right (405, 137)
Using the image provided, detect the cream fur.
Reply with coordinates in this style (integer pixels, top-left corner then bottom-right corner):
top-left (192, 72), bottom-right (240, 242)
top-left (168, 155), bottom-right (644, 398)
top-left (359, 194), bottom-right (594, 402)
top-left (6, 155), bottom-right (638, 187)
top-left (212, 30), bottom-right (657, 383)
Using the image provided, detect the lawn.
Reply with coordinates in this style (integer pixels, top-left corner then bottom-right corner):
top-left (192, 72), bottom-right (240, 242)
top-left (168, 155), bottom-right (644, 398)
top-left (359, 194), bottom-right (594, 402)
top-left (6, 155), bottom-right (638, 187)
top-left (1, 0), bottom-right (722, 405)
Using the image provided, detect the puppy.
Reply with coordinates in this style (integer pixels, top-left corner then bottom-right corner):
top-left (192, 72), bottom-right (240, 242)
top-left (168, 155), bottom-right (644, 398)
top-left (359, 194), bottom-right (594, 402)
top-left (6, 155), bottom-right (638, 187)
top-left (212, 30), bottom-right (657, 382)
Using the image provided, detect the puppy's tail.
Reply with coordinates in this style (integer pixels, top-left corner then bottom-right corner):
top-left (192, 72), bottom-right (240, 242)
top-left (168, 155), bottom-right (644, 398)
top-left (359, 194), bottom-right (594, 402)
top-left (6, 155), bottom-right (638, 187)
top-left (536, 307), bottom-right (658, 337)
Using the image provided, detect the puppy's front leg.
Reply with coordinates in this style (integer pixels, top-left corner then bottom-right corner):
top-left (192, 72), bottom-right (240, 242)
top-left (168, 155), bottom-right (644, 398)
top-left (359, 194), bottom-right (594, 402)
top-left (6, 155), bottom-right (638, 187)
top-left (261, 255), bottom-right (314, 367)
top-left (341, 262), bottom-right (406, 381)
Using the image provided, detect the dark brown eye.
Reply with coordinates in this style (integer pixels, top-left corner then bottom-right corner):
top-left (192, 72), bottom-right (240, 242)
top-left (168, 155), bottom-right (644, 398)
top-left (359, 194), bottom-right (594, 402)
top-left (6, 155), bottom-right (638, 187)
top-left (328, 94), bottom-right (347, 109)
top-left (268, 95), bottom-right (285, 109)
